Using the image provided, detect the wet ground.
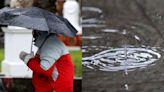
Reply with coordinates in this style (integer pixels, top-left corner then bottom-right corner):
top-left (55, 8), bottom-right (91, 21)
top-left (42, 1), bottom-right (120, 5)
top-left (82, 0), bottom-right (164, 92)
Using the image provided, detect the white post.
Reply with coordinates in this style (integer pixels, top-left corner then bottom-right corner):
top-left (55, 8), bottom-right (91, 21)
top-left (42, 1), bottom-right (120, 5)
top-left (63, 0), bottom-right (82, 35)
top-left (1, 26), bottom-right (37, 77)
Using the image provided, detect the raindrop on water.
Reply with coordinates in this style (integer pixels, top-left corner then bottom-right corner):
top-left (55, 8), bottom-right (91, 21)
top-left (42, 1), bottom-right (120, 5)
top-left (124, 84), bottom-right (129, 91)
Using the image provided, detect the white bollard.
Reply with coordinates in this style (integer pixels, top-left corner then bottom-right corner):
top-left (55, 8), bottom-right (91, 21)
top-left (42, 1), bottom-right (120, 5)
top-left (1, 26), bottom-right (37, 77)
top-left (63, 0), bottom-right (82, 35)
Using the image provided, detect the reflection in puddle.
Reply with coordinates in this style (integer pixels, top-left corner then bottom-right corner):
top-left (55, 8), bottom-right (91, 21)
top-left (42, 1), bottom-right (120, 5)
top-left (83, 47), bottom-right (161, 72)
top-left (82, 6), bottom-right (106, 28)
top-left (134, 35), bottom-right (141, 41)
top-left (82, 46), bottom-right (110, 53)
top-left (82, 6), bottom-right (103, 14)
top-left (101, 29), bottom-right (120, 33)
top-left (82, 18), bottom-right (105, 24)
top-left (82, 24), bottom-right (106, 28)
top-left (82, 36), bottom-right (102, 40)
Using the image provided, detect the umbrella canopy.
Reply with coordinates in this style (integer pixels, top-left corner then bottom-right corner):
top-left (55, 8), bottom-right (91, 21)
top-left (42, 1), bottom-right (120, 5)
top-left (0, 7), bottom-right (77, 37)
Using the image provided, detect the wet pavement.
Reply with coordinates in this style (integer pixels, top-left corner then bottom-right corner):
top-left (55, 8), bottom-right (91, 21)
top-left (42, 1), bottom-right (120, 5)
top-left (82, 0), bottom-right (164, 92)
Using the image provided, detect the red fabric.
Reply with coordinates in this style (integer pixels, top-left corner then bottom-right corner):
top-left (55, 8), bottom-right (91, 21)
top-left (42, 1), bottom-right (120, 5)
top-left (27, 54), bottom-right (74, 92)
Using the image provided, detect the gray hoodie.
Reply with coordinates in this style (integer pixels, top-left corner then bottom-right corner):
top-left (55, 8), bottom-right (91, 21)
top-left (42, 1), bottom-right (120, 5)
top-left (34, 33), bottom-right (69, 80)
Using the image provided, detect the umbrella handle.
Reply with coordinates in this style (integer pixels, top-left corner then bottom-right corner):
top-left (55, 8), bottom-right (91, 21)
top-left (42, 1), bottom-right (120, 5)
top-left (30, 36), bottom-right (33, 53)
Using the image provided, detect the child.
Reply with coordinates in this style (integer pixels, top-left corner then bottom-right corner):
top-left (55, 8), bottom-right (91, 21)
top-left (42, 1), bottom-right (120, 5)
top-left (19, 31), bottom-right (74, 92)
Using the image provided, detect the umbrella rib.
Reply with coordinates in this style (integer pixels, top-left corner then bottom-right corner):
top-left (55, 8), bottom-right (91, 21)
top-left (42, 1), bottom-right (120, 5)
top-left (41, 12), bottom-right (50, 33)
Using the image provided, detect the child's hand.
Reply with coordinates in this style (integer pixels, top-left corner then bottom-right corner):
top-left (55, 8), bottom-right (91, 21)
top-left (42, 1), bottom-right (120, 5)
top-left (19, 51), bottom-right (34, 64)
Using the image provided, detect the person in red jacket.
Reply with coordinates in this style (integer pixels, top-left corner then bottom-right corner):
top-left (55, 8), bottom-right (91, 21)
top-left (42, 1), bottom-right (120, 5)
top-left (19, 31), bottom-right (74, 92)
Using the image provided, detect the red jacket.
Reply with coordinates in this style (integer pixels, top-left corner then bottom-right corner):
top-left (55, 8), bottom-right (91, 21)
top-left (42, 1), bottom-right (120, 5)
top-left (27, 54), bottom-right (74, 92)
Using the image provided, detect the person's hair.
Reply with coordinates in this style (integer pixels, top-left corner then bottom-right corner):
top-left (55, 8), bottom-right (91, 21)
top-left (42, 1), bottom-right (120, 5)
top-left (33, 0), bottom-right (57, 13)
top-left (10, 0), bottom-right (34, 8)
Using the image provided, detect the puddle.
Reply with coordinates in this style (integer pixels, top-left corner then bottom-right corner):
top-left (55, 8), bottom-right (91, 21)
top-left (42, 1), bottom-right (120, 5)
top-left (82, 36), bottom-right (102, 40)
top-left (83, 47), bottom-right (161, 72)
top-left (82, 0), bottom-right (164, 91)
top-left (134, 35), bottom-right (141, 41)
top-left (101, 29), bottom-right (120, 33)
top-left (82, 7), bottom-right (103, 14)
top-left (82, 46), bottom-right (111, 53)
top-left (82, 24), bottom-right (106, 28)
top-left (82, 6), bottom-right (106, 28)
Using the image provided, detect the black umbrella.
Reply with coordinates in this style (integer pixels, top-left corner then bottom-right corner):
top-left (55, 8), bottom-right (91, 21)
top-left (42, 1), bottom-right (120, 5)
top-left (0, 7), bottom-right (77, 37)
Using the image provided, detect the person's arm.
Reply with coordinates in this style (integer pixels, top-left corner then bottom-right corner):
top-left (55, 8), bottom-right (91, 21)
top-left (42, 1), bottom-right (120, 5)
top-left (27, 56), bottom-right (54, 77)
top-left (19, 52), bottom-right (54, 77)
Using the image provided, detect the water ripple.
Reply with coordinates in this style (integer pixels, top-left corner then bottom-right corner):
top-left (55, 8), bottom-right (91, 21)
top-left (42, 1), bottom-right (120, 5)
top-left (83, 47), bottom-right (161, 72)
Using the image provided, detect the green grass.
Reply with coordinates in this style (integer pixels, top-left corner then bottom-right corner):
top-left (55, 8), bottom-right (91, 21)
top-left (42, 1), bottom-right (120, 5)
top-left (0, 48), bottom-right (4, 61)
top-left (69, 50), bottom-right (82, 77)
top-left (0, 48), bottom-right (4, 70)
top-left (0, 48), bottom-right (82, 77)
